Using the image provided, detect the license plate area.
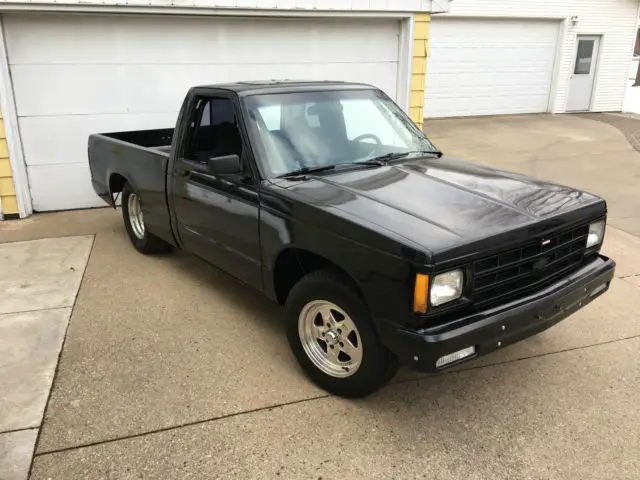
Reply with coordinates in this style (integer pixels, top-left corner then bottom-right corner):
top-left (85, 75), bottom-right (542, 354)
top-left (553, 285), bottom-right (589, 314)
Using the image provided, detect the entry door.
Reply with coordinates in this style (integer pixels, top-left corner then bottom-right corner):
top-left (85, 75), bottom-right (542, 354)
top-left (567, 36), bottom-right (600, 111)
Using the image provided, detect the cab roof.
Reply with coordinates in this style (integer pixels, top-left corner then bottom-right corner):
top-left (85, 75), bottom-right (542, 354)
top-left (195, 80), bottom-right (377, 96)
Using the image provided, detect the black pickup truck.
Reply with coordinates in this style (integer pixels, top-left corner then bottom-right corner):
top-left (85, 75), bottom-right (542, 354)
top-left (89, 81), bottom-right (615, 397)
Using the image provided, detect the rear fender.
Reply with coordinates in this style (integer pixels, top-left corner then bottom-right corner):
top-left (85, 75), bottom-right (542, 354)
top-left (107, 170), bottom-right (137, 208)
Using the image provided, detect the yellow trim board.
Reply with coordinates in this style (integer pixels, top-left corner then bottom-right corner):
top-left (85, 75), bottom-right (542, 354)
top-left (0, 114), bottom-right (18, 217)
top-left (410, 13), bottom-right (430, 129)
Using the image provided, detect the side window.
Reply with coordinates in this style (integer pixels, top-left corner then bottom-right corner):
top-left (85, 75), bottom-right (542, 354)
top-left (185, 97), bottom-right (242, 162)
top-left (200, 101), bottom-right (211, 126)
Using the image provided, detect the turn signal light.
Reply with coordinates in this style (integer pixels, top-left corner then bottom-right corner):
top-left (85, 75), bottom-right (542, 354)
top-left (413, 274), bottom-right (429, 313)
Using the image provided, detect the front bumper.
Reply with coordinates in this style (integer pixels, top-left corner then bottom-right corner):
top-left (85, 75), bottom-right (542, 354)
top-left (377, 255), bottom-right (615, 372)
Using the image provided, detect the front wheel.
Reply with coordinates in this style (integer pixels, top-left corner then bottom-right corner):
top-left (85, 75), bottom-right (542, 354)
top-left (122, 182), bottom-right (172, 255)
top-left (285, 269), bottom-right (397, 398)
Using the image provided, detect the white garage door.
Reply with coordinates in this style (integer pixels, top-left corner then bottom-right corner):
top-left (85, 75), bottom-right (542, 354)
top-left (5, 14), bottom-right (400, 211)
top-left (425, 18), bottom-right (559, 118)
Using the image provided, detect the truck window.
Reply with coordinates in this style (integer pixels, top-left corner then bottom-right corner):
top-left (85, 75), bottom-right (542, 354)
top-left (185, 97), bottom-right (242, 163)
top-left (244, 89), bottom-right (437, 177)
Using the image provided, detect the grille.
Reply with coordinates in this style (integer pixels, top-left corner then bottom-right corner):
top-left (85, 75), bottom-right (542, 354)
top-left (472, 223), bottom-right (590, 307)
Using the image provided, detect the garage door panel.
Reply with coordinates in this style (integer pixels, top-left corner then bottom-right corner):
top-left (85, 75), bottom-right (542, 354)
top-left (428, 73), bottom-right (555, 92)
top-left (431, 19), bottom-right (558, 40)
top-left (6, 15), bottom-right (399, 65)
top-left (20, 114), bottom-right (178, 167)
top-left (12, 65), bottom-right (129, 117)
top-left (425, 18), bottom-right (559, 118)
top-left (430, 49), bottom-right (556, 67)
top-left (425, 94), bottom-right (551, 118)
top-left (4, 15), bottom-right (120, 65)
top-left (28, 164), bottom-right (105, 212)
top-left (14, 61), bottom-right (397, 119)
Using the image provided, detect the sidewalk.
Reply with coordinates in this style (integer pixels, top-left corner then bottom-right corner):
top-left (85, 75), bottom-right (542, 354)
top-left (0, 236), bottom-right (93, 479)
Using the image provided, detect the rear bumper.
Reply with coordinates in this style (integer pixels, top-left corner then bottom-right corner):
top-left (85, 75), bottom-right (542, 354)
top-left (377, 255), bottom-right (615, 372)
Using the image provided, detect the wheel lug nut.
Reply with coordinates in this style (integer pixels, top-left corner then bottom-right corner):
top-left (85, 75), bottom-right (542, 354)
top-left (330, 345), bottom-right (335, 349)
top-left (337, 329), bottom-right (342, 334)
top-left (339, 342), bottom-right (344, 347)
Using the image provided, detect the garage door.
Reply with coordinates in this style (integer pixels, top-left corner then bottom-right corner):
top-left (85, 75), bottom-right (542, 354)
top-left (5, 14), bottom-right (400, 211)
top-left (424, 18), bottom-right (559, 118)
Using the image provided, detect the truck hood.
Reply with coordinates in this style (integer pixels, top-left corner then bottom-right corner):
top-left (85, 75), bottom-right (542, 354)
top-left (285, 156), bottom-right (605, 260)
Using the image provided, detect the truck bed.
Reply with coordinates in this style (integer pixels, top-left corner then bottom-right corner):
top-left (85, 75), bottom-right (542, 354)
top-left (88, 127), bottom-right (176, 246)
top-left (105, 128), bottom-right (174, 151)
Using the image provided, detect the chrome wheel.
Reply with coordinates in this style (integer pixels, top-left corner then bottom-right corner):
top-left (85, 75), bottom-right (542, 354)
top-left (128, 192), bottom-right (145, 239)
top-left (298, 300), bottom-right (363, 378)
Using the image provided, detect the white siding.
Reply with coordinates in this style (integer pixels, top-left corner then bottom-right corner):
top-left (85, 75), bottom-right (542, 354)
top-left (0, 0), bottom-right (450, 12)
top-left (434, 0), bottom-right (640, 113)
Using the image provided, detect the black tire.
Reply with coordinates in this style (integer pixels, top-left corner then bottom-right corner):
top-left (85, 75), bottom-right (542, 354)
top-left (285, 269), bottom-right (398, 398)
top-left (122, 182), bottom-right (172, 255)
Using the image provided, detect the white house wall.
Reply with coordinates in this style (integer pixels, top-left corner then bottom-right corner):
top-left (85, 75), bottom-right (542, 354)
top-left (438, 0), bottom-right (640, 113)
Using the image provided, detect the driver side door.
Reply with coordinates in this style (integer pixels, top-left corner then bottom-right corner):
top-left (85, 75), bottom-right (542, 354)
top-left (171, 92), bottom-right (262, 290)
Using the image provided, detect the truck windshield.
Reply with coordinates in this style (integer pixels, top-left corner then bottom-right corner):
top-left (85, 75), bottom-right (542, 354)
top-left (243, 89), bottom-right (438, 177)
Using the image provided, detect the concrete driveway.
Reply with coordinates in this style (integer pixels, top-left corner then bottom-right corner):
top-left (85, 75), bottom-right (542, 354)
top-left (1, 114), bottom-right (640, 479)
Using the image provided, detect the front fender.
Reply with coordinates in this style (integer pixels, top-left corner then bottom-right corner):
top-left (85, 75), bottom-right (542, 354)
top-left (259, 202), bottom-right (416, 325)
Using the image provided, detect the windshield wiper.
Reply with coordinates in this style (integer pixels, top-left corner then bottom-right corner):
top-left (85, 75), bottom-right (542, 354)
top-left (418, 149), bottom-right (444, 158)
top-left (278, 165), bottom-right (336, 178)
top-left (278, 151), bottom-right (442, 178)
top-left (369, 149), bottom-right (443, 164)
top-left (278, 159), bottom-right (389, 178)
top-left (351, 159), bottom-right (388, 166)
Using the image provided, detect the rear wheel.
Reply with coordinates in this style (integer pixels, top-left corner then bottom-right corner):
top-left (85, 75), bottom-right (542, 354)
top-left (285, 269), bottom-right (397, 398)
top-left (122, 182), bottom-right (172, 254)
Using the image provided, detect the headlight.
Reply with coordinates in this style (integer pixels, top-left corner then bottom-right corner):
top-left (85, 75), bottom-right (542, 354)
top-left (586, 220), bottom-right (605, 248)
top-left (430, 269), bottom-right (464, 307)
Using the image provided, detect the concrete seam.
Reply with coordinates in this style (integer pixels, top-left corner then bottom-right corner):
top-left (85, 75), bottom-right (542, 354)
top-left (609, 224), bottom-right (640, 240)
top-left (33, 333), bottom-right (640, 459)
top-left (0, 426), bottom-right (38, 436)
top-left (27, 234), bottom-right (96, 478)
top-left (619, 273), bottom-right (640, 279)
top-left (0, 306), bottom-right (73, 317)
top-left (34, 393), bottom-right (333, 458)
top-left (0, 232), bottom-right (100, 246)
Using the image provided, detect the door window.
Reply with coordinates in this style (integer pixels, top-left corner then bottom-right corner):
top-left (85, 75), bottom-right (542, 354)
top-left (185, 97), bottom-right (242, 163)
top-left (574, 39), bottom-right (595, 75)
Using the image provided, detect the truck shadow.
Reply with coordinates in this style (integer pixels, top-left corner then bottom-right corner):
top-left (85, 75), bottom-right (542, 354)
top-left (166, 249), bottom-right (284, 330)
top-left (153, 231), bottom-right (540, 390)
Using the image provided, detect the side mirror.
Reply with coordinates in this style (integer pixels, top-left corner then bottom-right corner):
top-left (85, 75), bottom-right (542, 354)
top-left (207, 154), bottom-right (241, 176)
